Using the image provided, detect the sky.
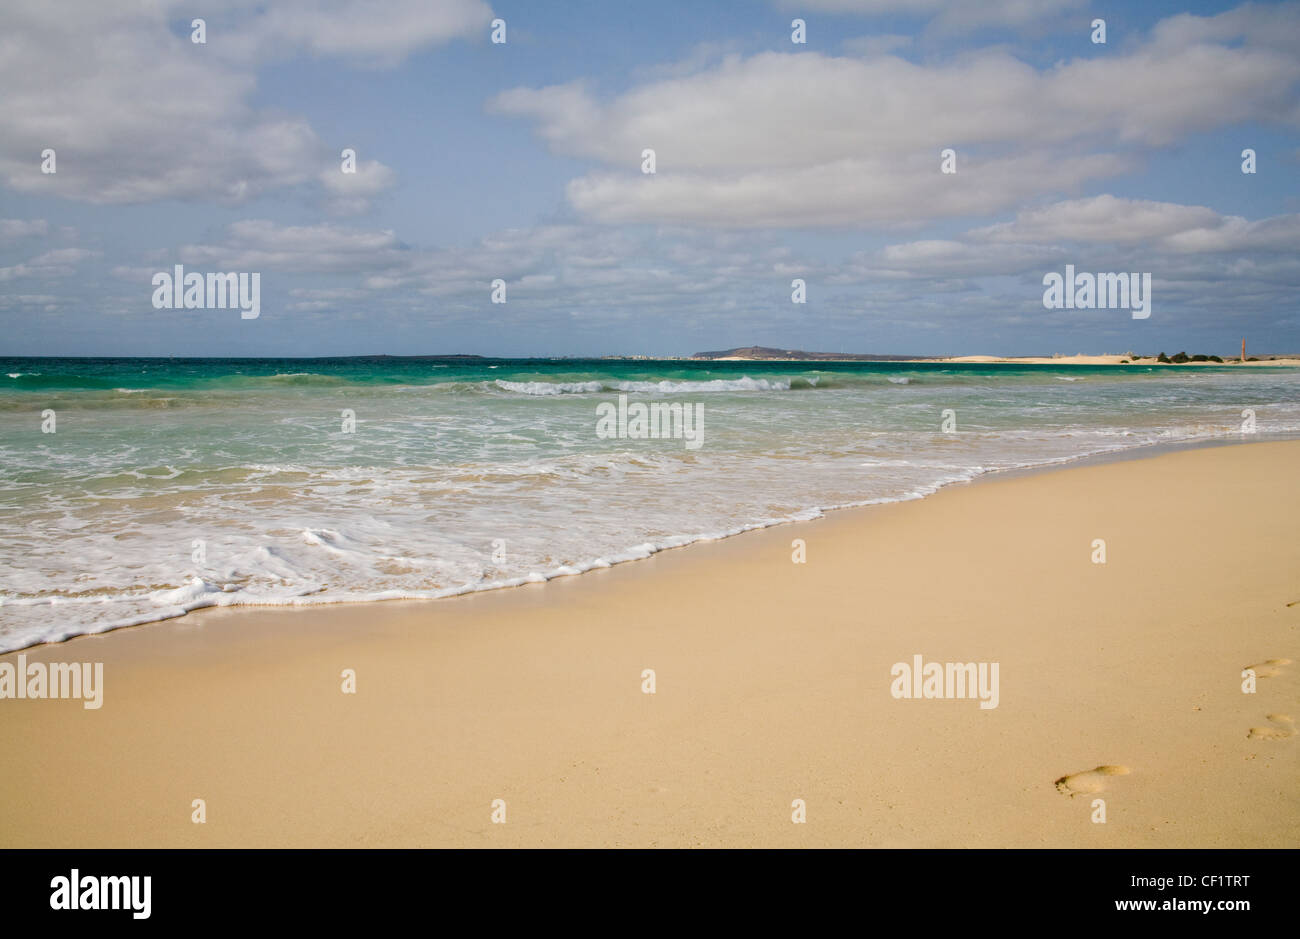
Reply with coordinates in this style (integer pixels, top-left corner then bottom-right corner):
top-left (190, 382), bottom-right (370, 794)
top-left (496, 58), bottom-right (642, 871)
top-left (1, 0), bottom-right (1298, 358)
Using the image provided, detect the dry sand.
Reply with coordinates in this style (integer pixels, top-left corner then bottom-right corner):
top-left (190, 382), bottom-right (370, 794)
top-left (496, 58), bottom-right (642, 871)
top-left (1, 440), bottom-right (1296, 847)
top-left (936, 354), bottom-right (1300, 366)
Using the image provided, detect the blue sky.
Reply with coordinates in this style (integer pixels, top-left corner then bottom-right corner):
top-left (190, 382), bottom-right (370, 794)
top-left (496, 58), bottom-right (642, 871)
top-left (1, 0), bottom-right (1297, 357)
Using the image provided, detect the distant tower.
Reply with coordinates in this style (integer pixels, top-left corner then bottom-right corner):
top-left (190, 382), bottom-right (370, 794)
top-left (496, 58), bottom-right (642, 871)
top-left (1241, 338), bottom-right (1246, 363)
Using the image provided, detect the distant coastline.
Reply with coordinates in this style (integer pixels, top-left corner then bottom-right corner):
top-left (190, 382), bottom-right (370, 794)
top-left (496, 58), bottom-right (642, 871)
top-left (687, 346), bottom-right (1300, 366)
top-left (5, 349), bottom-right (1300, 365)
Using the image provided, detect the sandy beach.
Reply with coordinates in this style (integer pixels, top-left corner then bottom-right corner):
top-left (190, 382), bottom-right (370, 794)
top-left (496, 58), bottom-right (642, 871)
top-left (1, 440), bottom-right (1296, 848)
top-left (933, 355), bottom-right (1300, 366)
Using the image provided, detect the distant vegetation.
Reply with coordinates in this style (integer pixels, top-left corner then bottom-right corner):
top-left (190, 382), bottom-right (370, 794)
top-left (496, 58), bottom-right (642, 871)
top-left (1153, 351), bottom-right (1224, 363)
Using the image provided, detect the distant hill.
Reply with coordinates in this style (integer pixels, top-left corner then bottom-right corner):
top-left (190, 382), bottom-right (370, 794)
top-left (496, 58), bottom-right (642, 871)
top-left (691, 346), bottom-right (930, 361)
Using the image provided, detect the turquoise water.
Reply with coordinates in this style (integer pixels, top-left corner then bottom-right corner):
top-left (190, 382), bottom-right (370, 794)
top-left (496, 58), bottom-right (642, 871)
top-left (2, 356), bottom-right (1297, 650)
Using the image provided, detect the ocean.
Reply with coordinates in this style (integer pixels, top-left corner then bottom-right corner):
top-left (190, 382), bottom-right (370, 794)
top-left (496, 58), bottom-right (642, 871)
top-left (2, 356), bottom-right (1297, 651)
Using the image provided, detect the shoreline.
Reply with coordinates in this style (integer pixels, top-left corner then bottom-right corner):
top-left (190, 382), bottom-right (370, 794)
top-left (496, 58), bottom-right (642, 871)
top-left (1, 440), bottom-right (1296, 847)
top-left (7, 354), bottom-right (1300, 366)
top-left (4, 432), bottom-right (1292, 656)
top-left (695, 354), bottom-right (1300, 365)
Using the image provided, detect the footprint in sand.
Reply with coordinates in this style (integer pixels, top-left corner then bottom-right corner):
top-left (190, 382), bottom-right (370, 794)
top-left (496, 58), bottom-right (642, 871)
top-left (1247, 714), bottom-right (1296, 741)
top-left (1244, 658), bottom-right (1292, 679)
top-left (1054, 765), bottom-right (1131, 797)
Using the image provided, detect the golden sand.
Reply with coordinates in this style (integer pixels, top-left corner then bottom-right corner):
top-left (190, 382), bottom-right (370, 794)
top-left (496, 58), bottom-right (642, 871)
top-left (1, 440), bottom-right (1296, 847)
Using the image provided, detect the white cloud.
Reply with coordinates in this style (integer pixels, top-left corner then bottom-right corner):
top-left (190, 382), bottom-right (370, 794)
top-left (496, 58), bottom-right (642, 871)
top-left (565, 152), bottom-right (1131, 228)
top-left (777, 0), bottom-right (1086, 32)
top-left (0, 294), bottom-right (58, 308)
top-left (0, 247), bottom-right (96, 282)
top-left (28, 191), bottom-right (1300, 345)
top-left (872, 239), bottom-right (1065, 277)
top-left (969, 195), bottom-right (1300, 254)
top-left (1149, 2), bottom-right (1300, 53)
top-left (0, 0), bottom-right (483, 206)
top-left (494, 6), bottom-right (1300, 228)
top-left (840, 34), bottom-right (913, 56)
top-left (320, 159), bottom-right (399, 215)
top-left (0, 219), bottom-right (49, 242)
top-left (289, 287), bottom-right (370, 300)
top-left (971, 195), bottom-right (1224, 245)
top-left (223, 0), bottom-right (492, 66)
top-left (159, 219), bottom-right (804, 326)
top-left (849, 197), bottom-right (1300, 316)
top-left (1160, 213), bottom-right (1300, 254)
top-left (179, 220), bottom-right (406, 272)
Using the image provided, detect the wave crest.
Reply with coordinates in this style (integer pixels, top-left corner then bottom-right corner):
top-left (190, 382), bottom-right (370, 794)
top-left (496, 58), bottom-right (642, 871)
top-left (493, 376), bottom-right (794, 395)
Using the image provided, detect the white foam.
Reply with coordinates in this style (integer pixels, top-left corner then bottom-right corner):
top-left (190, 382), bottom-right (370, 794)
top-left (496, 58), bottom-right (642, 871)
top-left (5, 366), bottom-right (1299, 652)
top-left (614, 377), bottom-right (790, 393)
top-left (494, 379), bottom-right (603, 395)
top-left (491, 376), bottom-right (792, 395)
